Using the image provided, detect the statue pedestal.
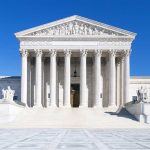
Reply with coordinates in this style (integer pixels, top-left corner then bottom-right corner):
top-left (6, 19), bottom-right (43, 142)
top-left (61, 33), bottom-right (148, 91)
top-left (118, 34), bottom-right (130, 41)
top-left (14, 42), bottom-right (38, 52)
top-left (125, 101), bottom-right (150, 124)
top-left (0, 99), bottom-right (25, 123)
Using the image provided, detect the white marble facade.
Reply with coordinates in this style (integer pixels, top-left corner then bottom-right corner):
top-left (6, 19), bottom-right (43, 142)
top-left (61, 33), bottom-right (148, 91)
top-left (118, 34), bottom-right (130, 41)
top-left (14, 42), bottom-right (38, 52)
top-left (15, 15), bottom-right (137, 108)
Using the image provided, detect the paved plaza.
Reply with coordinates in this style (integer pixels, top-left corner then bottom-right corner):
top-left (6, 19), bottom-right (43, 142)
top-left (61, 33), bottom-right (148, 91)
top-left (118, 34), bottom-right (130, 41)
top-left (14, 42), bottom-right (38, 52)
top-left (0, 129), bottom-right (150, 150)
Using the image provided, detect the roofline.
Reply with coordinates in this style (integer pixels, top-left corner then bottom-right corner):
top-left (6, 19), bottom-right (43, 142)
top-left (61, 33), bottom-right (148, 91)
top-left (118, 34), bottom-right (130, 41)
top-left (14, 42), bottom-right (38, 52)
top-left (15, 15), bottom-right (137, 38)
top-left (130, 76), bottom-right (150, 79)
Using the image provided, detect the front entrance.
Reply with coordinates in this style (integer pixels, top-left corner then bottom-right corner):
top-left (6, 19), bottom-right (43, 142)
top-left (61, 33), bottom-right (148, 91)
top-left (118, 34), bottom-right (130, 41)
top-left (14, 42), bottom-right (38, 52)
top-left (71, 84), bottom-right (80, 107)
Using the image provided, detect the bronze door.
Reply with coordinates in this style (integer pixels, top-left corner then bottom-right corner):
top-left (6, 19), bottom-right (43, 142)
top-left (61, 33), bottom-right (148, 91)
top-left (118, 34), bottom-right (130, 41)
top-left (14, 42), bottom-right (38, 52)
top-left (71, 84), bottom-right (80, 107)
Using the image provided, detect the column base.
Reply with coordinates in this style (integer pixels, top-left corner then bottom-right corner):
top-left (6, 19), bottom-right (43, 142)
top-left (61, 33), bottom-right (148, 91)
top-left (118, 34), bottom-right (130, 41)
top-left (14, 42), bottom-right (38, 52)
top-left (33, 105), bottom-right (43, 108)
top-left (108, 104), bottom-right (117, 108)
top-left (49, 105), bottom-right (58, 108)
top-left (63, 105), bottom-right (72, 108)
top-left (107, 105), bottom-right (118, 111)
top-left (93, 105), bottom-right (103, 109)
top-left (79, 105), bottom-right (88, 108)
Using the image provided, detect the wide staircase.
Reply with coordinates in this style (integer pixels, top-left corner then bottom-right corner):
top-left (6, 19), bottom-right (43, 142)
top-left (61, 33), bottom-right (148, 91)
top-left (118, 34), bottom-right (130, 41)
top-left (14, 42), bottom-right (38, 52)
top-left (0, 107), bottom-right (149, 128)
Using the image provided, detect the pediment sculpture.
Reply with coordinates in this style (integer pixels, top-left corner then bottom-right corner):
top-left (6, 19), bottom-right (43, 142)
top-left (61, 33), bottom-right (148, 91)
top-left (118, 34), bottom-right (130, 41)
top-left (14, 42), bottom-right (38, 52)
top-left (27, 21), bottom-right (125, 37)
top-left (2, 86), bottom-right (15, 101)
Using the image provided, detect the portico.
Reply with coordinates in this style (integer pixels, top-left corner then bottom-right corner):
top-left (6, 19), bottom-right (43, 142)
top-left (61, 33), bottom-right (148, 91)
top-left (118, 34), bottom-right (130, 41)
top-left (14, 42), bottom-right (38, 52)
top-left (15, 15), bottom-right (136, 108)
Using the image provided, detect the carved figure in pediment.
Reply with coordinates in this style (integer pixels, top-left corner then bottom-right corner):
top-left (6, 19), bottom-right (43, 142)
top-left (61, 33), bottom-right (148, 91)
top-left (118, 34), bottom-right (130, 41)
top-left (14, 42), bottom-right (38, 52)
top-left (59, 25), bottom-right (64, 35)
top-left (59, 26), bottom-right (63, 35)
top-left (62, 25), bottom-right (66, 35)
top-left (68, 22), bottom-right (74, 35)
top-left (55, 27), bottom-right (60, 35)
top-left (49, 28), bottom-right (54, 35)
top-left (84, 25), bottom-right (88, 35)
top-left (74, 22), bottom-right (79, 34)
top-left (94, 28), bottom-right (99, 35)
top-left (41, 30), bottom-right (46, 35)
top-left (99, 29), bottom-right (107, 35)
top-left (44, 29), bottom-right (48, 35)
top-left (52, 28), bottom-right (56, 35)
top-left (89, 27), bottom-right (93, 35)
top-left (111, 32), bottom-right (115, 36)
top-left (36, 31), bottom-right (40, 36)
top-left (79, 24), bottom-right (84, 35)
top-left (65, 25), bottom-right (69, 35)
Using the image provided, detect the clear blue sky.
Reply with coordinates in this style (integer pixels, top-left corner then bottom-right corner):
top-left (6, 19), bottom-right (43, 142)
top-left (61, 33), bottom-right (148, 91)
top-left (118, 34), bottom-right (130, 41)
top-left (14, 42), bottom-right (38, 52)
top-left (0, 0), bottom-right (149, 76)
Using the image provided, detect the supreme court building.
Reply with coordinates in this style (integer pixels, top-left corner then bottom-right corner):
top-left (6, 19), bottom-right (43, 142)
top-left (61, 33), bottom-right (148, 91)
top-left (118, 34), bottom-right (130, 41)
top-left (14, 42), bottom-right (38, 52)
top-left (15, 15), bottom-right (136, 108)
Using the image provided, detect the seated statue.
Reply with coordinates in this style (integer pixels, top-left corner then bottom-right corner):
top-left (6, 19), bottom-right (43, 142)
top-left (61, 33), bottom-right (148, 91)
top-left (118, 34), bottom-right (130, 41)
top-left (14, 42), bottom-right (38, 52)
top-left (137, 86), bottom-right (149, 103)
top-left (2, 86), bottom-right (15, 101)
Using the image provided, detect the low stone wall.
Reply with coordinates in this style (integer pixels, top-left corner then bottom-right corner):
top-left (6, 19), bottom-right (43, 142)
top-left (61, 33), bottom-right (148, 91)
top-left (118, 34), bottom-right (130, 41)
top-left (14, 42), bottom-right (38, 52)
top-left (0, 100), bottom-right (24, 122)
top-left (125, 101), bottom-right (150, 124)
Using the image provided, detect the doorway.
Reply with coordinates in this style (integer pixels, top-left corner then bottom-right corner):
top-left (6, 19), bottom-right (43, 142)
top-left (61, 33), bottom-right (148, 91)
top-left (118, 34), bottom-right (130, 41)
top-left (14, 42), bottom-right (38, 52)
top-left (71, 84), bottom-right (80, 107)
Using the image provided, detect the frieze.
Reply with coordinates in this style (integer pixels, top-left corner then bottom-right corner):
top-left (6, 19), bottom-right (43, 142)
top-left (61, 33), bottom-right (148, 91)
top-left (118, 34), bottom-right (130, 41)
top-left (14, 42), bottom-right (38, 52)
top-left (20, 41), bottom-right (131, 46)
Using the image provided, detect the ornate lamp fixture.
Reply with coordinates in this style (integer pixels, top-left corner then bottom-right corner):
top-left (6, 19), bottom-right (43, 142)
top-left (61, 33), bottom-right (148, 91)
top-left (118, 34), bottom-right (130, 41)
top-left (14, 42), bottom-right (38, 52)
top-left (73, 65), bottom-right (77, 77)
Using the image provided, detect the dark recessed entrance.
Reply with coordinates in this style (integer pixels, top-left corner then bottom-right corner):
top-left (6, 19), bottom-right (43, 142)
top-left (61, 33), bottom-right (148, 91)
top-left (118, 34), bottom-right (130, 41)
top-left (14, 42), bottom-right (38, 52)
top-left (71, 84), bottom-right (80, 107)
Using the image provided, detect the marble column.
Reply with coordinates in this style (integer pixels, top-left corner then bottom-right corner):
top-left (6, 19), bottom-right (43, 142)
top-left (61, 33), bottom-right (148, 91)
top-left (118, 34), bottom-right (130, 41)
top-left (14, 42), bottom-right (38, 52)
top-left (64, 49), bottom-right (71, 107)
top-left (80, 49), bottom-right (88, 107)
top-left (124, 50), bottom-right (130, 104)
top-left (20, 49), bottom-right (28, 105)
top-left (50, 50), bottom-right (57, 107)
top-left (108, 50), bottom-right (116, 107)
top-left (94, 49), bottom-right (102, 107)
top-left (116, 58), bottom-right (121, 107)
top-left (35, 49), bottom-right (43, 107)
top-left (27, 57), bottom-right (31, 107)
top-left (120, 56), bottom-right (124, 106)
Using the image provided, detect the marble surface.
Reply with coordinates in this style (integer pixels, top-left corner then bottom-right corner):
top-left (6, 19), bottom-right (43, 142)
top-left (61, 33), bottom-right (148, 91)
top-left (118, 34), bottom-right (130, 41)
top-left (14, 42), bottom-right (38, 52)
top-left (0, 129), bottom-right (150, 150)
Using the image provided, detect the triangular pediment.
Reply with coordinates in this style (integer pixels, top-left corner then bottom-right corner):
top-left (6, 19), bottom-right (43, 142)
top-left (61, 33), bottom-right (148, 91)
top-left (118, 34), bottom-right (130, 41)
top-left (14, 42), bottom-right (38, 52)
top-left (15, 15), bottom-right (136, 38)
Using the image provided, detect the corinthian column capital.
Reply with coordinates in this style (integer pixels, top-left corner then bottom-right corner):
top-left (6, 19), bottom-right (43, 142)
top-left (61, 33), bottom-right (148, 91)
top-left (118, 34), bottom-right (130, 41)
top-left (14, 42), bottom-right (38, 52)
top-left (35, 49), bottom-right (43, 57)
top-left (123, 49), bottom-right (130, 57)
top-left (108, 50), bottom-right (116, 57)
top-left (80, 49), bottom-right (87, 57)
top-left (20, 49), bottom-right (28, 57)
top-left (49, 49), bottom-right (57, 57)
top-left (64, 49), bottom-right (71, 57)
top-left (94, 49), bottom-right (102, 56)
